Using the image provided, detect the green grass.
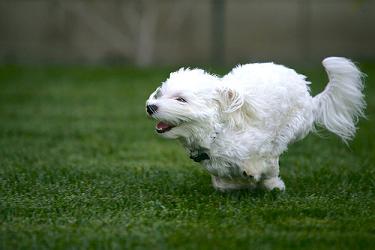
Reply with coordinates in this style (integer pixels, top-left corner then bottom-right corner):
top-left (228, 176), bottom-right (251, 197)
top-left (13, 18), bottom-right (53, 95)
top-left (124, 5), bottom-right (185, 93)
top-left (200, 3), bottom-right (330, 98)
top-left (0, 64), bottom-right (374, 250)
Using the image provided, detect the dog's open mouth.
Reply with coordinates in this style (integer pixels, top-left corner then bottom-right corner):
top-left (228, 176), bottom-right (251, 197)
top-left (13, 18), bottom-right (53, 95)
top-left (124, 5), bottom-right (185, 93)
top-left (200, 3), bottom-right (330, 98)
top-left (156, 121), bottom-right (175, 133)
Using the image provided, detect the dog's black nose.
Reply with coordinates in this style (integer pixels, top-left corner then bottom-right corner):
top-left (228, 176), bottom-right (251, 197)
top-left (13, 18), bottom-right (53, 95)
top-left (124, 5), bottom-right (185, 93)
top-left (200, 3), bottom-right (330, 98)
top-left (146, 104), bottom-right (158, 115)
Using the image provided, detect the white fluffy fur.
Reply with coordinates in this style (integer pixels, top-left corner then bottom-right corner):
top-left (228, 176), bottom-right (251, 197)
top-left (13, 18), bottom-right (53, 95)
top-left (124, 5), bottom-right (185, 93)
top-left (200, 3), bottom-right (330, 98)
top-left (313, 57), bottom-right (366, 142)
top-left (146, 57), bottom-right (365, 191)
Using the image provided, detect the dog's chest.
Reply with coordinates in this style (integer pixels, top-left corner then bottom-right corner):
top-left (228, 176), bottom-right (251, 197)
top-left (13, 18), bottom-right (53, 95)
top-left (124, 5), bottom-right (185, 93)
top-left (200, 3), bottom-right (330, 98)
top-left (187, 146), bottom-right (243, 178)
top-left (203, 157), bottom-right (244, 178)
top-left (181, 130), bottom-right (253, 178)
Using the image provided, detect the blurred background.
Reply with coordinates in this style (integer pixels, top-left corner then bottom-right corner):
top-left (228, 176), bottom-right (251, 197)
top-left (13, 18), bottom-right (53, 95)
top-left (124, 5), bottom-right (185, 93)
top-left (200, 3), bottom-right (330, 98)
top-left (1, 0), bottom-right (374, 67)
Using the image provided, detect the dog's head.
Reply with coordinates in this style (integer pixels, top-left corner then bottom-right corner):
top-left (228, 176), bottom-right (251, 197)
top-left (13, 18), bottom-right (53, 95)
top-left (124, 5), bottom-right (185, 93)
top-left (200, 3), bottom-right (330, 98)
top-left (146, 68), bottom-right (252, 139)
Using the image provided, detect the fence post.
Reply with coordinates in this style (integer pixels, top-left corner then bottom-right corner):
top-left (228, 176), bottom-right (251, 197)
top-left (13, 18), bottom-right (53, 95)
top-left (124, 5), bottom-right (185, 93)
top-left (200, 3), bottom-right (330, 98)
top-left (212, 0), bottom-right (225, 66)
top-left (298, 0), bottom-right (311, 63)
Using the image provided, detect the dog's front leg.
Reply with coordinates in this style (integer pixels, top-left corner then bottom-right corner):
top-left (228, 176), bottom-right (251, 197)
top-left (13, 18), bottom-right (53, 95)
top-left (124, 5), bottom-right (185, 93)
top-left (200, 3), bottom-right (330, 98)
top-left (211, 175), bottom-right (256, 191)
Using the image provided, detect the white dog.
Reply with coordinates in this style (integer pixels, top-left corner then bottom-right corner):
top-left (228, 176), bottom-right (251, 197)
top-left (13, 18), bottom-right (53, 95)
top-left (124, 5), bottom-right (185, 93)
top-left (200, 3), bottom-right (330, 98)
top-left (145, 57), bottom-right (365, 191)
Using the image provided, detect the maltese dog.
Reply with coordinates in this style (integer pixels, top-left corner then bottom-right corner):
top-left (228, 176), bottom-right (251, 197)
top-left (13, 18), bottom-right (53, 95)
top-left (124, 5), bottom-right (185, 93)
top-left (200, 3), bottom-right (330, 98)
top-left (146, 57), bottom-right (365, 191)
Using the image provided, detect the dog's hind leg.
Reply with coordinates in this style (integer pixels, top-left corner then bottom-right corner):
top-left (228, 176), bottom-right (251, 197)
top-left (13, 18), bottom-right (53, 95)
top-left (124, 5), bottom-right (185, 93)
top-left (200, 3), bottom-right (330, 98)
top-left (263, 176), bottom-right (285, 191)
top-left (243, 156), bottom-right (285, 191)
top-left (261, 157), bottom-right (285, 191)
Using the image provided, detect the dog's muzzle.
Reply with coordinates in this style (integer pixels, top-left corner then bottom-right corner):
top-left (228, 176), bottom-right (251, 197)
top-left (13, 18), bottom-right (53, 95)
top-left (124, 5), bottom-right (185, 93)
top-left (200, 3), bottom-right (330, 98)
top-left (146, 104), bottom-right (158, 115)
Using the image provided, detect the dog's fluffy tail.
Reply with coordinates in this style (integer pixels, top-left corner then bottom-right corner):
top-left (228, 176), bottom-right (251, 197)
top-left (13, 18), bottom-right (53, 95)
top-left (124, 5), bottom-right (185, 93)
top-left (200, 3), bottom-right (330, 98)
top-left (313, 57), bottom-right (366, 142)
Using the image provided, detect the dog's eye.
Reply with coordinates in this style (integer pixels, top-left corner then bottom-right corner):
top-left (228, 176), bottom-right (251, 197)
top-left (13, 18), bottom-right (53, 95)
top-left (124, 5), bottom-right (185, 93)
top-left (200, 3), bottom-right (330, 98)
top-left (176, 97), bottom-right (187, 103)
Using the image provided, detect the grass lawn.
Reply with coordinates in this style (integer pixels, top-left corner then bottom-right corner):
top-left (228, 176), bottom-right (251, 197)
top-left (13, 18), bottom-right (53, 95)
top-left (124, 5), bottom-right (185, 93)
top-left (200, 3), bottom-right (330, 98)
top-left (0, 63), bottom-right (374, 250)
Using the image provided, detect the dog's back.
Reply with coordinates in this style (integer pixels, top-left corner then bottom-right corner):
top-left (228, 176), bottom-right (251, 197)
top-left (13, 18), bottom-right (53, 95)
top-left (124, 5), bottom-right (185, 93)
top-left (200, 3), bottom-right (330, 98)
top-left (222, 62), bottom-right (315, 154)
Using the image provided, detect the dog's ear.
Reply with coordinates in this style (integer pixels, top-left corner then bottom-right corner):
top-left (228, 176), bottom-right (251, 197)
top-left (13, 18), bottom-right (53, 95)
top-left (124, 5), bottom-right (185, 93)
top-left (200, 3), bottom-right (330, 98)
top-left (216, 86), bottom-right (244, 113)
top-left (215, 86), bottom-right (257, 127)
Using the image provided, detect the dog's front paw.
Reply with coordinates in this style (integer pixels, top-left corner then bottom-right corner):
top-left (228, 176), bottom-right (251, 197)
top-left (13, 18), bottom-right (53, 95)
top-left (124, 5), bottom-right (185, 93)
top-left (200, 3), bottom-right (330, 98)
top-left (263, 177), bottom-right (285, 191)
top-left (211, 175), bottom-right (256, 191)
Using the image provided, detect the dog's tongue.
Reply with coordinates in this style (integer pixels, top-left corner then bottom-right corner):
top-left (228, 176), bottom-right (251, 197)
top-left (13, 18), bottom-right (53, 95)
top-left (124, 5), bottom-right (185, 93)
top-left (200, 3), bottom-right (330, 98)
top-left (157, 122), bottom-right (171, 129)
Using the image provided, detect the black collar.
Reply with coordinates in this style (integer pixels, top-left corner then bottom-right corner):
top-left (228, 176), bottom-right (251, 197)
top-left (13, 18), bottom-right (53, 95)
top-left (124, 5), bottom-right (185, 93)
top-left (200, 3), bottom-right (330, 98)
top-left (185, 131), bottom-right (218, 163)
top-left (190, 151), bottom-right (210, 162)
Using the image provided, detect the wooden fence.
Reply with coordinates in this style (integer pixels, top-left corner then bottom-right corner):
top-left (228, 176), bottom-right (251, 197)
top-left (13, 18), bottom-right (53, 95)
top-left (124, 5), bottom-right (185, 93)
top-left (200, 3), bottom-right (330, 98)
top-left (0, 0), bottom-right (374, 66)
